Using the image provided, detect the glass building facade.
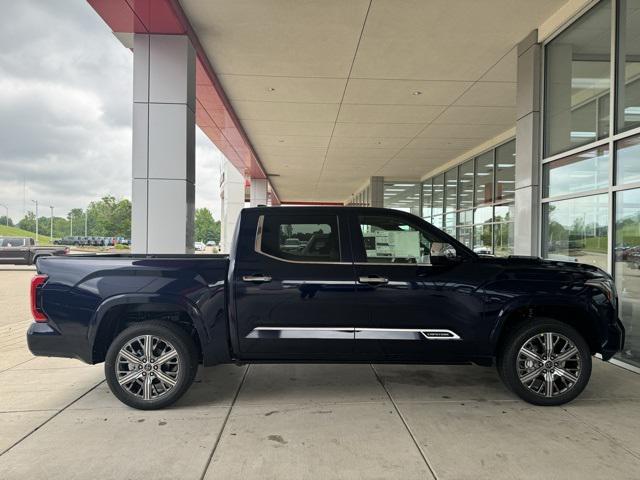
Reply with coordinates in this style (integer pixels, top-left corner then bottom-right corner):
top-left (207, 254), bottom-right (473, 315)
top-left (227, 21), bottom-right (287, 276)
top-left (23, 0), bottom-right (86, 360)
top-left (542, 0), bottom-right (640, 368)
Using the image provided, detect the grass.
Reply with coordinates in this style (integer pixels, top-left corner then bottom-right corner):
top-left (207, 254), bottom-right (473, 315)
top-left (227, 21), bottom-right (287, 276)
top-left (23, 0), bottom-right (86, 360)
top-left (0, 224), bottom-right (58, 245)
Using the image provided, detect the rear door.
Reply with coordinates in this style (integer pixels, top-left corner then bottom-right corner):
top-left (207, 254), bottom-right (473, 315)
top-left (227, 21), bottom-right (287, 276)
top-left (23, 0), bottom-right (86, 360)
top-left (232, 210), bottom-right (357, 359)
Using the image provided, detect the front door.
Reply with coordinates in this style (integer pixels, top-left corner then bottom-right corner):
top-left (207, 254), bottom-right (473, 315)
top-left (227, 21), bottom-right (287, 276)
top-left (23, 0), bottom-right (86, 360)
top-left (233, 211), bottom-right (357, 360)
top-left (349, 211), bottom-right (483, 362)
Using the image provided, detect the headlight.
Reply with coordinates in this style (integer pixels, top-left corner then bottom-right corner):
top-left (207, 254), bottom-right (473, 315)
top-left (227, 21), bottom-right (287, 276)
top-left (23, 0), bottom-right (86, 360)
top-left (585, 278), bottom-right (618, 309)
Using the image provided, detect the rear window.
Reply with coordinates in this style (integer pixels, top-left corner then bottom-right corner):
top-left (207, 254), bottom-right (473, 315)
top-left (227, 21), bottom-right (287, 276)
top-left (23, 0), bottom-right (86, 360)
top-left (0, 237), bottom-right (25, 247)
top-left (259, 214), bottom-right (340, 262)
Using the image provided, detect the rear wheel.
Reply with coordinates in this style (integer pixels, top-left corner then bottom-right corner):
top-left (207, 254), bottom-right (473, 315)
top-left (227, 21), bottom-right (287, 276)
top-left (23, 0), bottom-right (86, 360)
top-left (105, 321), bottom-right (198, 410)
top-left (498, 319), bottom-right (591, 406)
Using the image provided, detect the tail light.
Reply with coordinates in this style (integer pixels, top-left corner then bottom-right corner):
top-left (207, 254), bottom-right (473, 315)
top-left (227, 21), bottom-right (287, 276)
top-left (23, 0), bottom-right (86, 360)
top-left (30, 274), bottom-right (49, 322)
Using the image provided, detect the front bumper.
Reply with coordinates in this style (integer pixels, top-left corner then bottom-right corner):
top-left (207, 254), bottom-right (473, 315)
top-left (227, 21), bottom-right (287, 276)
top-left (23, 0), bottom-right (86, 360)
top-left (601, 318), bottom-right (625, 361)
top-left (26, 322), bottom-right (92, 363)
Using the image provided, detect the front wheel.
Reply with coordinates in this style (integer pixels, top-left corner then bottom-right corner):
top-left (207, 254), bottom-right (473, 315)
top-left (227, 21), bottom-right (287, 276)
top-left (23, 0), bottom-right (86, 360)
top-left (498, 319), bottom-right (592, 406)
top-left (105, 321), bottom-right (198, 410)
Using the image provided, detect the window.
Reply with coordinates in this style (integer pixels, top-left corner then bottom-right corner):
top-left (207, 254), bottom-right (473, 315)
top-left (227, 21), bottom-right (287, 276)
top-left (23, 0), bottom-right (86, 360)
top-left (544, 0), bottom-right (611, 156)
top-left (260, 215), bottom-right (340, 262)
top-left (542, 194), bottom-right (608, 270)
top-left (543, 146), bottom-right (609, 198)
top-left (494, 204), bottom-right (515, 256)
top-left (617, 135), bottom-right (640, 186)
top-left (421, 180), bottom-right (432, 218)
top-left (444, 168), bottom-right (457, 212)
top-left (432, 174), bottom-right (444, 215)
top-left (358, 215), bottom-right (439, 264)
top-left (614, 188), bottom-right (640, 367)
top-left (495, 140), bottom-right (515, 202)
top-left (617, 0), bottom-right (640, 133)
top-left (0, 237), bottom-right (24, 247)
top-left (458, 159), bottom-right (474, 209)
top-left (383, 182), bottom-right (420, 214)
top-left (474, 151), bottom-right (494, 206)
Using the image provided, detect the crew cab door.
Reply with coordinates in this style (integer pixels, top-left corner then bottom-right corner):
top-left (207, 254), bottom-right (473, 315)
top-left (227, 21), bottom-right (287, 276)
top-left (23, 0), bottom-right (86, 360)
top-left (232, 210), bottom-right (357, 359)
top-left (348, 211), bottom-right (483, 361)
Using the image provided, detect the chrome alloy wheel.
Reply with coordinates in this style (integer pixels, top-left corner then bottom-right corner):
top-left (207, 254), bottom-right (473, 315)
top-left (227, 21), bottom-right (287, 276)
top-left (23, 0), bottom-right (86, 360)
top-left (517, 332), bottom-right (581, 398)
top-left (116, 334), bottom-right (180, 401)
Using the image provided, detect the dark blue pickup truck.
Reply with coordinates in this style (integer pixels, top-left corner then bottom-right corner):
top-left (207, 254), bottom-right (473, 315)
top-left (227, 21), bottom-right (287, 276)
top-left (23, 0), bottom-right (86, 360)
top-left (27, 207), bottom-right (624, 409)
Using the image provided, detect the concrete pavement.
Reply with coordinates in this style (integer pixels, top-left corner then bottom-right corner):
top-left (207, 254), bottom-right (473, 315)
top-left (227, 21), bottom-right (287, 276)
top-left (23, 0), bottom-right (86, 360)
top-left (1, 267), bottom-right (639, 479)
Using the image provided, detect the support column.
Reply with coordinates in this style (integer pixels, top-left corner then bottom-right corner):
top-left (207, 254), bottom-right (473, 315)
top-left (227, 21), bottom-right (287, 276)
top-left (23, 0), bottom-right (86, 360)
top-left (514, 31), bottom-right (542, 256)
top-left (369, 176), bottom-right (384, 208)
top-left (250, 178), bottom-right (268, 207)
top-left (132, 34), bottom-right (196, 254)
top-left (220, 161), bottom-right (245, 253)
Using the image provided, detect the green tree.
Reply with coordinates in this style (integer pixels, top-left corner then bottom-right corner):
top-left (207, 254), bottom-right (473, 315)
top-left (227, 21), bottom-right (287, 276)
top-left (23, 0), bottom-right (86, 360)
top-left (0, 216), bottom-right (14, 227)
top-left (85, 196), bottom-right (131, 237)
top-left (18, 211), bottom-right (36, 233)
top-left (194, 208), bottom-right (220, 243)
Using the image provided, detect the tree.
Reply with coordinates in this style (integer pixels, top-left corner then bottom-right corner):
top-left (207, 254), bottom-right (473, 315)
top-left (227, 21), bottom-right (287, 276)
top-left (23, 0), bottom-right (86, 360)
top-left (85, 196), bottom-right (131, 237)
top-left (0, 216), bottom-right (13, 227)
top-left (194, 208), bottom-right (220, 243)
top-left (18, 211), bottom-right (36, 233)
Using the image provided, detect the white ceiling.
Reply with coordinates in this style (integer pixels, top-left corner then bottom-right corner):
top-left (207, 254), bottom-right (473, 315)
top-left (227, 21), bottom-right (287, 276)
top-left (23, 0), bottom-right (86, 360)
top-left (181, 0), bottom-right (568, 202)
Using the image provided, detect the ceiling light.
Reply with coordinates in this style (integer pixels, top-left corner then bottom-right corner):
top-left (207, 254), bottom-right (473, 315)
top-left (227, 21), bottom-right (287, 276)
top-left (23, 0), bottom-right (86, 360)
top-left (266, 87), bottom-right (276, 92)
top-left (412, 90), bottom-right (422, 96)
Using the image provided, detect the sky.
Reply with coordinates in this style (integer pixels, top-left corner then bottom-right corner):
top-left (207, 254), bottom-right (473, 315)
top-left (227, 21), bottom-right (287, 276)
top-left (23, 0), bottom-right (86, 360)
top-left (0, 0), bottom-right (224, 224)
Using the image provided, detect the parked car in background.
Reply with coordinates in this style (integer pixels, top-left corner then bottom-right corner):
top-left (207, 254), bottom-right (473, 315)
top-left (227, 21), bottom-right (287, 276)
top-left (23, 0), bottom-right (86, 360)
top-left (0, 237), bottom-right (68, 265)
top-left (206, 240), bottom-right (217, 247)
top-left (27, 207), bottom-right (624, 410)
top-left (194, 241), bottom-right (206, 251)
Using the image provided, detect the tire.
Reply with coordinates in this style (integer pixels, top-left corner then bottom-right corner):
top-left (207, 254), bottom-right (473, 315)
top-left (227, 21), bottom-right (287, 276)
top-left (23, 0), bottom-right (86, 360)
top-left (105, 320), bottom-right (198, 410)
top-left (498, 318), bottom-right (591, 406)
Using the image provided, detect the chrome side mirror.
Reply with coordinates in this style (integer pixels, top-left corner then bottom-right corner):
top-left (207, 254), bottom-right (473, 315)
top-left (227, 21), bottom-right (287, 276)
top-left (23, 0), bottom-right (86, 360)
top-left (431, 242), bottom-right (457, 259)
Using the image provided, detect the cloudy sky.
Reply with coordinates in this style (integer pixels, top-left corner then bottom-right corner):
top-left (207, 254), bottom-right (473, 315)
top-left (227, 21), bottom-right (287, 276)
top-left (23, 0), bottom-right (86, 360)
top-left (0, 0), bottom-right (224, 223)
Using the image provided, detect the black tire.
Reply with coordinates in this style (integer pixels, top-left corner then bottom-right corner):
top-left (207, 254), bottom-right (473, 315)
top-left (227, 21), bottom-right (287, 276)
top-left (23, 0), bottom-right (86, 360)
top-left (105, 320), bottom-right (198, 410)
top-left (498, 318), bottom-right (592, 406)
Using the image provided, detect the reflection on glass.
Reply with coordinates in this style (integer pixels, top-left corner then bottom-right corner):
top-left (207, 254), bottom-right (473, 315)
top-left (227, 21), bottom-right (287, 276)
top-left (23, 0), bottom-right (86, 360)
top-left (457, 226), bottom-right (472, 248)
top-left (458, 159), bottom-right (474, 209)
top-left (544, 0), bottom-right (611, 156)
top-left (617, 0), bottom-right (640, 133)
top-left (617, 135), bottom-right (640, 186)
top-left (422, 180), bottom-right (432, 218)
top-left (383, 182), bottom-right (421, 215)
top-left (473, 224), bottom-right (493, 254)
top-left (543, 194), bottom-right (608, 270)
top-left (431, 215), bottom-right (443, 230)
top-left (432, 174), bottom-right (444, 216)
top-left (494, 222), bottom-right (514, 257)
top-left (444, 213), bottom-right (456, 235)
top-left (475, 151), bottom-right (494, 205)
top-left (494, 204), bottom-right (514, 223)
top-left (457, 209), bottom-right (473, 226)
top-left (614, 188), bottom-right (640, 367)
top-left (444, 168), bottom-right (458, 212)
top-left (495, 140), bottom-right (515, 201)
top-left (474, 206), bottom-right (493, 225)
top-left (543, 146), bottom-right (609, 198)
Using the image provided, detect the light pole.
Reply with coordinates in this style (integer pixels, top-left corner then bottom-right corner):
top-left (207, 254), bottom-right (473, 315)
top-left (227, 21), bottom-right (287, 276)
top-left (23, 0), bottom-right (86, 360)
top-left (49, 206), bottom-right (54, 243)
top-left (70, 214), bottom-right (73, 236)
top-left (31, 200), bottom-right (38, 244)
top-left (85, 211), bottom-right (88, 236)
top-left (0, 203), bottom-right (7, 226)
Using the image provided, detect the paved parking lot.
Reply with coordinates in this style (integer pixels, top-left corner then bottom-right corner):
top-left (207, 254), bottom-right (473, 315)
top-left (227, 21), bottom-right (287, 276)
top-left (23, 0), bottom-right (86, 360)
top-left (1, 266), bottom-right (639, 479)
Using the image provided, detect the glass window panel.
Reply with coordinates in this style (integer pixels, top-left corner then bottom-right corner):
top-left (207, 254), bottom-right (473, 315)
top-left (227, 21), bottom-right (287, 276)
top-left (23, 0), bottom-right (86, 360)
top-left (494, 204), bottom-right (515, 223)
top-left (421, 180), bottom-right (432, 218)
top-left (617, 0), bottom-right (640, 133)
top-left (495, 140), bottom-right (515, 202)
top-left (598, 93), bottom-right (610, 138)
top-left (458, 159), bottom-right (474, 209)
top-left (614, 188), bottom-right (640, 367)
top-left (473, 225), bottom-right (493, 254)
top-left (544, 0), bottom-right (611, 156)
top-left (431, 215), bottom-right (443, 230)
top-left (543, 145), bottom-right (609, 198)
top-left (444, 212), bottom-right (456, 235)
top-left (383, 182), bottom-right (421, 215)
top-left (542, 194), bottom-right (608, 270)
top-left (457, 226), bottom-right (473, 249)
top-left (261, 215), bottom-right (340, 262)
top-left (474, 151), bottom-right (494, 205)
top-left (617, 134), bottom-right (640, 186)
top-left (359, 215), bottom-right (436, 264)
top-left (432, 174), bottom-right (444, 215)
top-left (474, 206), bottom-right (493, 225)
top-left (444, 169), bottom-right (458, 212)
top-left (493, 222), bottom-right (514, 257)
top-left (457, 209), bottom-right (473, 226)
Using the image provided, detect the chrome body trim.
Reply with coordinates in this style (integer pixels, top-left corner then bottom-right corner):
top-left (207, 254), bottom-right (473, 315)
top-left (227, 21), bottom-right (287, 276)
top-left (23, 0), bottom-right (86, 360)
top-left (246, 327), bottom-right (461, 341)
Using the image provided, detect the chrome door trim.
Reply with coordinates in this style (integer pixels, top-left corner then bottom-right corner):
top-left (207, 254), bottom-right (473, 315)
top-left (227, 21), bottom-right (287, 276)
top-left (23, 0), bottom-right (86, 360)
top-left (246, 327), bottom-right (461, 341)
top-left (242, 275), bottom-right (273, 283)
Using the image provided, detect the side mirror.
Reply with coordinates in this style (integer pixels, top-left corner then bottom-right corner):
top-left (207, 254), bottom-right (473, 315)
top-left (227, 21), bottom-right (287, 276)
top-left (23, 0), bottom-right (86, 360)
top-left (430, 242), bottom-right (457, 259)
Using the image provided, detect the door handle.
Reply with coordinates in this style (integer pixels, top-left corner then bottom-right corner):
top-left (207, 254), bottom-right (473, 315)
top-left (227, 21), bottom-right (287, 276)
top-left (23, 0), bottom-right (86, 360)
top-left (358, 275), bottom-right (389, 284)
top-left (242, 275), bottom-right (272, 283)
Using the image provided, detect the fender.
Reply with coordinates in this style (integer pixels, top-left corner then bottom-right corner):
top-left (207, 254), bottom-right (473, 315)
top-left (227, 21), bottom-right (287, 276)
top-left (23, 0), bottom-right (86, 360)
top-left (489, 293), bottom-right (597, 347)
top-left (88, 293), bottom-right (215, 364)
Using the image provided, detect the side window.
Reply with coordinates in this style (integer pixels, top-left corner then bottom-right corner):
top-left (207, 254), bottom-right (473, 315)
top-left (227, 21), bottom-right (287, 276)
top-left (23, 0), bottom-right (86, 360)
top-left (358, 215), bottom-right (437, 264)
top-left (260, 214), bottom-right (340, 262)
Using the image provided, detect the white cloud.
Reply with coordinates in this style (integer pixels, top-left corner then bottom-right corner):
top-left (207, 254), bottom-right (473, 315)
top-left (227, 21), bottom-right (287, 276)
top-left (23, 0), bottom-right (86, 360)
top-left (0, 0), bottom-right (223, 223)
